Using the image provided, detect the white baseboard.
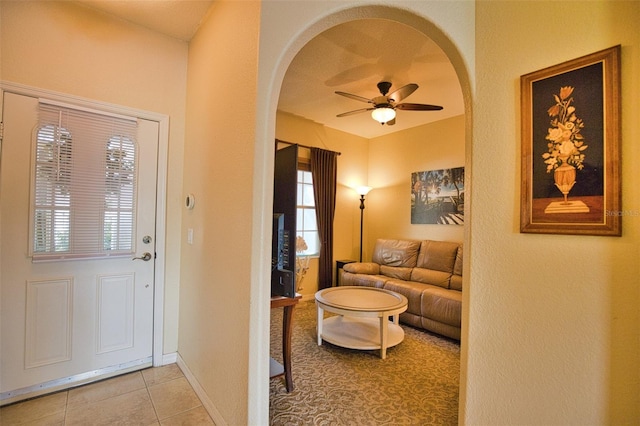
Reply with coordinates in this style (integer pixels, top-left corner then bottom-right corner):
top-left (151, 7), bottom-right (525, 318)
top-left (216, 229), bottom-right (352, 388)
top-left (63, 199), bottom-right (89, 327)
top-left (176, 353), bottom-right (227, 426)
top-left (161, 352), bottom-right (177, 365)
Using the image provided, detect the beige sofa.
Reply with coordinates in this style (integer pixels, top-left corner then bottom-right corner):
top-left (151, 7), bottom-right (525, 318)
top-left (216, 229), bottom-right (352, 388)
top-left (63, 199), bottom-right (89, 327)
top-left (340, 238), bottom-right (462, 340)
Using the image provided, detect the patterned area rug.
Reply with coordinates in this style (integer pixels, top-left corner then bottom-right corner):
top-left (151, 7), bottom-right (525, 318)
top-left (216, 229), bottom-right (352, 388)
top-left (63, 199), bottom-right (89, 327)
top-left (270, 300), bottom-right (460, 425)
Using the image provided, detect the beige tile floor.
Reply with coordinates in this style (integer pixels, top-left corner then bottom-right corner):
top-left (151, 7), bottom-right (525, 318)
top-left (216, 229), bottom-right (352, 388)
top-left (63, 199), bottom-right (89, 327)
top-left (0, 364), bottom-right (215, 425)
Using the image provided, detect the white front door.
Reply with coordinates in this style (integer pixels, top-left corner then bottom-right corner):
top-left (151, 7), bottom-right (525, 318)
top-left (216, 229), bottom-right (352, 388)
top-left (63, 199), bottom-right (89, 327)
top-left (0, 92), bottom-right (158, 404)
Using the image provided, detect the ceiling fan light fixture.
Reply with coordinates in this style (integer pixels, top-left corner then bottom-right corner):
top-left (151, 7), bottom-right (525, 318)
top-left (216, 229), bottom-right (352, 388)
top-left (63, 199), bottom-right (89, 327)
top-left (371, 107), bottom-right (396, 124)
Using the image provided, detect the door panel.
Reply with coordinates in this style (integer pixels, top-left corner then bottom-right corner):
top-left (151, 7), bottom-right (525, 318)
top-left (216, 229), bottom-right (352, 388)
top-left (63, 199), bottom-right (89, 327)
top-left (25, 278), bottom-right (73, 368)
top-left (0, 92), bottom-right (158, 403)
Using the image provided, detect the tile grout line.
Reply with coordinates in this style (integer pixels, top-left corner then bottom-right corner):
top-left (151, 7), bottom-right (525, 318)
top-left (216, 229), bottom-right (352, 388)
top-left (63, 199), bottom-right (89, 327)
top-left (0, 366), bottom-right (207, 425)
top-left (142, 371), bottom-right (162, 423)
top-left (146, 375), bottom-right (199, 423)
top-left (63, 390), bottom-right (69, 425)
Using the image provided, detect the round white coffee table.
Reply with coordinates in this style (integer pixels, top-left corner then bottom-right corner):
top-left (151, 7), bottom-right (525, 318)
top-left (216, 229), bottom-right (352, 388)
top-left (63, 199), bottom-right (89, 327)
top-left (315, 286), bottom-right (408, 359)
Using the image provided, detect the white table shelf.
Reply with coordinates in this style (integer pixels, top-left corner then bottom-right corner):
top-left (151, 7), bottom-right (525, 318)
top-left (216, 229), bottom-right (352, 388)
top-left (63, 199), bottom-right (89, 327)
top-left (315, 286), bottom-right (408, 359)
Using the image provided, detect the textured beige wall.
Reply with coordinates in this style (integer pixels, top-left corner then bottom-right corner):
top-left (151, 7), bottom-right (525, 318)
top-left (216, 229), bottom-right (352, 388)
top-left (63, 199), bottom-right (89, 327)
top-left (179, 1), bottom-right (260, 424)
top-left (469, 1), bottom-right (640, 424)
top-left (0, 0), bottom-right (187, 356)
top-left (367, 115), bottom-right (466, 249)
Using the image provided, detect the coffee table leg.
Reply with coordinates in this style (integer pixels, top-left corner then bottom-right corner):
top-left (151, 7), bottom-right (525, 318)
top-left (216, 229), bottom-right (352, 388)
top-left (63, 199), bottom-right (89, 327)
top-left (379, 315), bottom-right (388, 359)
top-left (316, 304), bottom-right (324, 346)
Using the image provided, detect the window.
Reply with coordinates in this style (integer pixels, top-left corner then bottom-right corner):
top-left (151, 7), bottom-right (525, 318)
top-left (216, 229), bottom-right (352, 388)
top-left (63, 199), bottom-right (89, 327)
top-left (103, 136), bottom-right (136, 251)
top-left (31, 101), bottom-right (138, 260)
top-left (296, 169), bottom-right (319, 256)
top-left (33, 125), bottom-right (72, 253)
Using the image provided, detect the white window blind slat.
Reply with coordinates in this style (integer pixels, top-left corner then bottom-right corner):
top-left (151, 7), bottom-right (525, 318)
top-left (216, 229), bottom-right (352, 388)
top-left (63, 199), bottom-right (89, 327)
top-left (38, 98), bottom-right (138, 123)
top-left (31, 102), bottom-right (138, 261)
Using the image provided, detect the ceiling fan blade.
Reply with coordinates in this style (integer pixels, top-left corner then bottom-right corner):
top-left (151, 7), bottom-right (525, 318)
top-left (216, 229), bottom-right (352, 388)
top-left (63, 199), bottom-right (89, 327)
top-left (335, 91), bottom-right (373, 104)
top-left (336, 107), bottom-right (374, 117)
top-left (386, 117), bottom-right (396, 126)
top-left (388, 83), bottom-right (418, 103)
top-left (396, 102), bottom-right (443, 111)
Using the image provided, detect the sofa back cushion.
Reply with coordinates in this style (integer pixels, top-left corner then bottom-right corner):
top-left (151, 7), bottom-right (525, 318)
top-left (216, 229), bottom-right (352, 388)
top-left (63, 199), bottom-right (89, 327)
top-left (372, 239), bottom-right (421, 268)
top-left (416, 240), bottom-right (460, 273)
top-left (450, 246), bottom-right (463, 291)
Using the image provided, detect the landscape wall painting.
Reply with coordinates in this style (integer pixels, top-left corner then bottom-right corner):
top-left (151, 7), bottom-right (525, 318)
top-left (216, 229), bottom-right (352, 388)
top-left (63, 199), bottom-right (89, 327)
top-left (411, 167), bottom-right (464, 225)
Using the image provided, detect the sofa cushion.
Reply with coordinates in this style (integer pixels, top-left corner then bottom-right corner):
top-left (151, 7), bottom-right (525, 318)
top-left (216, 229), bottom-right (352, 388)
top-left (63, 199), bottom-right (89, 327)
top-left (343, 262), bottom-right (380, 275)
top-left (382, 279), bottom-right (425, 317)
top-left (416, 240), bottom-right (460, 273)
top-left (380, 265), bottom-right (413, 281)
top-left (410, 267), bottom-right (452, 289)
top-left (420, 286), bottom-right (461, 327)
top-left (450, 246), bottom-right (463, 291)
top-left (453, 246), bottom-right (463, 275)
top-left (372, 239), bottom-right (421, 268)
top-left (450, 275), bottom-right (463, 291)
top-left (340, 272), bottom-right (386, 289)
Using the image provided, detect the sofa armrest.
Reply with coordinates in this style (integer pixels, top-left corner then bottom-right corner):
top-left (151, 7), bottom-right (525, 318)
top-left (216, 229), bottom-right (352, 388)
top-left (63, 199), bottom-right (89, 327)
top-left (343, 262), bottom-right (380, 275)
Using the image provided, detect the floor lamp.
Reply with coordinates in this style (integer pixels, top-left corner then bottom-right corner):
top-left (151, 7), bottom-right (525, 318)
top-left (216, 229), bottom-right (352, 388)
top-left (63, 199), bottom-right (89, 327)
top-left (355, 186), bottom-right (372, 262)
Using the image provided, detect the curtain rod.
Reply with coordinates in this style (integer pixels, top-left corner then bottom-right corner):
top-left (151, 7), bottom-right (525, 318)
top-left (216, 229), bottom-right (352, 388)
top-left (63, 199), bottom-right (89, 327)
top-left (276, 139), bottom-right (341, 156)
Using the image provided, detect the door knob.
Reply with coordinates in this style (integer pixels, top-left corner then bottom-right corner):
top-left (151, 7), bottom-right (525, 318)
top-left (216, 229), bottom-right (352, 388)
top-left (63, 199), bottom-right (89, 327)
top-left (132, 252), bottom-right (152, 261)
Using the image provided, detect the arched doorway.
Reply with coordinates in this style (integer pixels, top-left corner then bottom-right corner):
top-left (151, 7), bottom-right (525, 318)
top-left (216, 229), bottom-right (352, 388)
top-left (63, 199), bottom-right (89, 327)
top-left (276, 18), bottom-right (466, 295)
top-left (253, 4), bottom-right (473, 424)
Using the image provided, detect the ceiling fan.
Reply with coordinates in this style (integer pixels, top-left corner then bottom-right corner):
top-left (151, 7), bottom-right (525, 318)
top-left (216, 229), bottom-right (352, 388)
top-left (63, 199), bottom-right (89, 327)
top-left (335, 81), bottom-right (443, 125)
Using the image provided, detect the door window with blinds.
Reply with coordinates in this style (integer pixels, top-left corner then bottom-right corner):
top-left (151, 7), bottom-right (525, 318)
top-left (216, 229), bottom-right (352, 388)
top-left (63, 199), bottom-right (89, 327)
top-left (31, 101), bottom-right (138, 260)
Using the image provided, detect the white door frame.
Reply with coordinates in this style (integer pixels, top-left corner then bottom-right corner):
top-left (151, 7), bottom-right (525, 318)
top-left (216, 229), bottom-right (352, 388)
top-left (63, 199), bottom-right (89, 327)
top-left (0, 80), bottom-right (168, 368)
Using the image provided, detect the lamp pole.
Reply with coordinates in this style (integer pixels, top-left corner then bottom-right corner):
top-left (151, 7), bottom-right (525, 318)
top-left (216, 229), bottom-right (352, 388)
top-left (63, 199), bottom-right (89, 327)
top-left (355, 186), bottom-right (372, 262)
top-left (359, 194), bottom-right (366, 262)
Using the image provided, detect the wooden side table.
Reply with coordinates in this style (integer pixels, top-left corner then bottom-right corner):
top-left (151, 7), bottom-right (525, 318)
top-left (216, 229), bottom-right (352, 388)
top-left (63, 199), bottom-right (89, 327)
top-left (270, 294), bottom-right (301, 392)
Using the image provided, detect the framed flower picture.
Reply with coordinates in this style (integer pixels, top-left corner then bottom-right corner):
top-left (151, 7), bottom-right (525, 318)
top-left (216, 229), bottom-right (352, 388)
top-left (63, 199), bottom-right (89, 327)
top-left (520, 46), bottom-right (621, 236)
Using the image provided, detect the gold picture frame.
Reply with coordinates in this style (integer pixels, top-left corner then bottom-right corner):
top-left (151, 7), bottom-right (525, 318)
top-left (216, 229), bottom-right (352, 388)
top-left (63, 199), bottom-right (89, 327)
top-left (520, 45), bottom-right (621, 236)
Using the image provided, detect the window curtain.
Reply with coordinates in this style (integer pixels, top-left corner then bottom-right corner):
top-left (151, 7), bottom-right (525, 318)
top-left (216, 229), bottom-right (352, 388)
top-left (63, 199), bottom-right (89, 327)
top-left (311, 148), bottom-right (338, 289)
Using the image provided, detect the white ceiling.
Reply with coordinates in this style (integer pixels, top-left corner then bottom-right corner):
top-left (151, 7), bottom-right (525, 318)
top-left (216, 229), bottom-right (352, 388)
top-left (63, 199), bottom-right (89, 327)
top-left (75, 2), bottom-right (463, 139)
top-left (279, 19), bottom-right (463, 139)
top-left (75, 0), bottom-right (214, 42)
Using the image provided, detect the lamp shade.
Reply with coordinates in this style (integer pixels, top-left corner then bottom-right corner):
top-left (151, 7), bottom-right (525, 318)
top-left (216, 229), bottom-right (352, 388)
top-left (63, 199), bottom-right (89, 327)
top-left (371, 107), bottom-right (396, 124)
top-left (355, 186), bottom-right (372, 196)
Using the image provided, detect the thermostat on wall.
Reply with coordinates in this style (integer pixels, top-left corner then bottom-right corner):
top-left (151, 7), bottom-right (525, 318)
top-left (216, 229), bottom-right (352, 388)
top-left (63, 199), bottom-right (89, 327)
top-left (185, 194), bottom-right (195, 210)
